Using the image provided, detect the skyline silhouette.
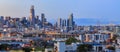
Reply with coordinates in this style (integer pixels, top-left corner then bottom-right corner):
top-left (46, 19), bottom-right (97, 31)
top-left (0, 0), bottom-right (120, 25)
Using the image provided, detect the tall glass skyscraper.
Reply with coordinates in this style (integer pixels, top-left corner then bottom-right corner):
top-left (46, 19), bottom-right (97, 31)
top-left (67, 13), bottom-right (74, 31)
top-left (29, 5), bottom-right (35, 26)
top-left (57, 18), bottom-right (62, 28)
top-left (69, 13), bottom-right (73, 27)
top-left (41, 13), bottom-right (46, 27)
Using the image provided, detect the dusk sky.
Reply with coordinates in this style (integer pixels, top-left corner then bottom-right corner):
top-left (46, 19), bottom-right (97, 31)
top-left (0, 0), bottom-right (120, 25)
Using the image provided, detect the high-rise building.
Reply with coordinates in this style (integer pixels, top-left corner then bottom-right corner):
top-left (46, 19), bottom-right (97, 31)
top-left (29, 5), bottom-right (35, 26)
top-left (41, 13), bottom-right (46, 27)
top-left (68, 13), bottom-right (73, 27)
top-left (62, 19), bottom-right (66, 27)
top-left (0, 16), bottom-right (4, 27)
top-left (57, 18), bottom-right (62, 28)
top-left (0, 16), bottom-right (4, 23)
top-left (0, 16), bottom-right (4, 20)
top-left (115, 26), bottom-right (120, 35)
top-left (35, 16), bottom-right (40, 24)
top-left (67, 19), bottom-right (69, 27)
top-left (67, 13), bottom-right (74, 31)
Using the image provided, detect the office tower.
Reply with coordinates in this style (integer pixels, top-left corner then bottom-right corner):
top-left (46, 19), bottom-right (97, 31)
top-left (67, 19), bottom-right (69, 27)
top-left (62, 19), bottom-right (68, 32)
top-left (115, 26), bottom-right (120, 36)
top-left (13, 18), bottom-right (21, 28)
top-left (0, 16), bottom-right (4, 20)
top-left (29, 5), bottom-right (35, 26)
top-left (21, 17), bottom-right (28, 27)
top-left (21, 17), bottom-right (27, 24)
top-left (67, 13), bottom-right (74, 31)
top-left (54, 22), bottom-right (58, 29)
top-left (0, 16), bottom-right (4, 23)
top-left (57, 18), bottom-right (62, 28)
top-left (0, 16), bottom-right (4, 27)
top-left (68, 13), bottom-right (73, 27)
top-left (35, 16), bottom-right (40, 24)
top-left (36, 16), bottom-right (39, 21)
top-left (41, 13), bottom-right (46, 27)
top-left (4, 16), bottom-right (11, 27)
top-left (62, 19), bottom-right (66, 27)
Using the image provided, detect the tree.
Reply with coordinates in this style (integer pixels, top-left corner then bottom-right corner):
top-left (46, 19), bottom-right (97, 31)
top-left (65, 37), bottom-right (80, 45)
top-left (111, 35), bottom-right (118, 43)
top-left (0, 44), bottom-right (10, 50)
top-left (77, 44), bottom-right (93, 52)
top-left (22, 47), bottom-right (31, 52)
top-left (111, 35), bottom-right (117, 40)
top-left (107, 46), bottom-right (115, 50)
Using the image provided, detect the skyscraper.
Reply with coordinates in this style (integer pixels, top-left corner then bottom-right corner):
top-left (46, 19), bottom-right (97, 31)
top-left (69, 13), bottom-right (73, 27)
top-left (57, 18), bottom-right (62, 28)
top-left (67, 13), bottom-right (74, 31)
top-left (41, 13), bottom-right (46, 27)
top-left (29, 5), bottom-right (35, 26)
top-left (0, 16), bottom-right (4, 27)
top-left (35, 16), bottom-right (40, 24)
top-left (62, 19), bottom-right (66, 27)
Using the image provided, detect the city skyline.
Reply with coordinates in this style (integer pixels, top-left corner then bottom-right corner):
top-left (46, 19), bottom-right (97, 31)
top-left (0, 0), bottom-right (120, 25)
top-left (0, 0), bottom-right (120, 52)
